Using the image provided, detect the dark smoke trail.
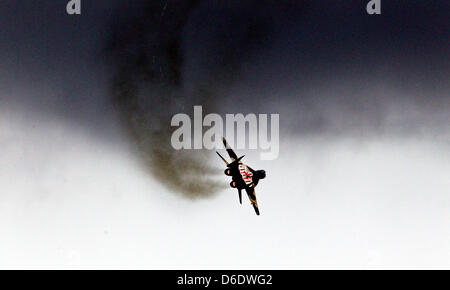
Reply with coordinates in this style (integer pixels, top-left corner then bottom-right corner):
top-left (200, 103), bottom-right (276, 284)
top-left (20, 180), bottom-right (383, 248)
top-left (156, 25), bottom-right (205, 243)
top-left (107, 0), bottom-right (219, 198)
top-left (106, 0), bottom-right (276, 198)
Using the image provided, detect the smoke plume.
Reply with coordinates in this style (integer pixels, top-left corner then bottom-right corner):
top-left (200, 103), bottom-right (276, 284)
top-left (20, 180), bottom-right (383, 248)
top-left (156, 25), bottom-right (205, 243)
top-left (106, 0), bottom-right (277, 197)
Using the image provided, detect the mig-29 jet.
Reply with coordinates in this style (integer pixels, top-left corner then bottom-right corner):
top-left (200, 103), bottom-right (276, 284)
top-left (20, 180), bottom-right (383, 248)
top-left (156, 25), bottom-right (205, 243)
top-left (216, 137), bottom-right (266, 215)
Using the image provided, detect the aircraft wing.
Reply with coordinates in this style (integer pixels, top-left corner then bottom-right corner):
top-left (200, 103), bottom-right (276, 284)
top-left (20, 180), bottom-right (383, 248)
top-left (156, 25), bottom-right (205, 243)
top-left (245, 186), bottom-right (260, 215)
top-left (222, 137), bottom-right (238, 161)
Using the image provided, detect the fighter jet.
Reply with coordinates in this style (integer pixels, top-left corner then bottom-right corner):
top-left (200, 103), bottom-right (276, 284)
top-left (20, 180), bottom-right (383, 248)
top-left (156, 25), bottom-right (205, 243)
top-left (216, 137), bottom-right (266, 215)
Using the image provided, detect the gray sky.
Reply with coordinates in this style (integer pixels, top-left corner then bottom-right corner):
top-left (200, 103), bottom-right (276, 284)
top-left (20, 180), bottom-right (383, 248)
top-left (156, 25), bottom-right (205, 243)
top-left (0, 1), bottom-right (449, 268)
